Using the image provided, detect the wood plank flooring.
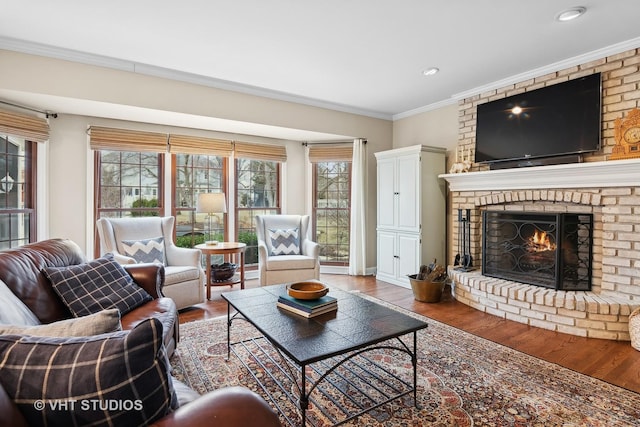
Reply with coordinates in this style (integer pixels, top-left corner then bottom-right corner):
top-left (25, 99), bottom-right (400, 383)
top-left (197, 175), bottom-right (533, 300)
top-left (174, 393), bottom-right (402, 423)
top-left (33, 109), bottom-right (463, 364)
top-left (178, 274), bottom-right (640, 394)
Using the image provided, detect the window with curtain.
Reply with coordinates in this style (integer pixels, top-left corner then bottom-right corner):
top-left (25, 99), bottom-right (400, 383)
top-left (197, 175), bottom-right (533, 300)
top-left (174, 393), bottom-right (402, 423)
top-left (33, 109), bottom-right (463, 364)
top-left (234, 142), bottom-right (285, 266)
top-left (0, 109), bottom-right (47, 249)
top-left (309, 145), bottom-right (352, 266)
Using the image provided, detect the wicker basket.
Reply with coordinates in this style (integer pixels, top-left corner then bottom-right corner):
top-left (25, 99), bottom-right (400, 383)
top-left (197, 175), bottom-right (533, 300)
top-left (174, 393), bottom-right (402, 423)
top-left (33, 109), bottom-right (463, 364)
top-left (630, 307), bottom-right (640, 351)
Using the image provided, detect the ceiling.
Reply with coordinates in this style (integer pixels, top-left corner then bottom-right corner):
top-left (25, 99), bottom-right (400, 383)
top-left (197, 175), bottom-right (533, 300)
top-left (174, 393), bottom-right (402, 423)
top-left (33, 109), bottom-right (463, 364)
top-left (2, 1), bottom-right (640, 139)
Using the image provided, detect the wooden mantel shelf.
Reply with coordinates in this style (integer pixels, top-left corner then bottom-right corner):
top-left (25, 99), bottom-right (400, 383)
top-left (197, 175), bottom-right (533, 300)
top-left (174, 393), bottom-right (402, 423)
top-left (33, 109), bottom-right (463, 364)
top-left (439, 158), bottom-right (640, 192)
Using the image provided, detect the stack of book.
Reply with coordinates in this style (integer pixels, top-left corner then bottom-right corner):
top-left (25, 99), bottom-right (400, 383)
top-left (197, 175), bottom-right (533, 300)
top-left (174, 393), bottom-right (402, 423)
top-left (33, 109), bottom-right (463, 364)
top-left (277, 294), bottom-right (337, 318)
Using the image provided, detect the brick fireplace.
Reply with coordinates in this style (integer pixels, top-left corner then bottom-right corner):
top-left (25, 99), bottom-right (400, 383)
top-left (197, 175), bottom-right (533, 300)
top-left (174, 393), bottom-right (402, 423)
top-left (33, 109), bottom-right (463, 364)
top-left (442, 161), bottom-right (640, 340)
top-left (440, 46), bottom-right (640, 341)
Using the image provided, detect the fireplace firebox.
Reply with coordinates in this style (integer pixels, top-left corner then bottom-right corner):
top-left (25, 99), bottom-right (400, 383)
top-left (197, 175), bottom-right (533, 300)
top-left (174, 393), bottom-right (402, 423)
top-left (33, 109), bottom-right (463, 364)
top-left (482, 211), bottom-right (593, 290)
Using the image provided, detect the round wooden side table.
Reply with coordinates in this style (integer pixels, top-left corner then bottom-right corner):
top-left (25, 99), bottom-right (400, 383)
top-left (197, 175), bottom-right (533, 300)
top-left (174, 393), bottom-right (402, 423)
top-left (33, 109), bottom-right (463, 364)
top-left (195, 242), bottom-right (246, 300)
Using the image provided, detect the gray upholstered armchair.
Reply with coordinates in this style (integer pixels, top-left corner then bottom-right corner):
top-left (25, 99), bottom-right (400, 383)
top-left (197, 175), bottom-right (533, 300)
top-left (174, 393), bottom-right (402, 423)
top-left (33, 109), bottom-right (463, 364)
top-left (96, 216), bottom-right (205, 310)
top-left (256, 214), bottom-right (320, 286)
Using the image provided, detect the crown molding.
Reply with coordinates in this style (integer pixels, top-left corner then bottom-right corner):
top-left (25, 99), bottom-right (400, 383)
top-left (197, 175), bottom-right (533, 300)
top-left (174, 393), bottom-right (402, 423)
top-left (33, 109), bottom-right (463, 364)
top-left (451, 36), bottom-right (640, 102)
top-left (0, 36), bottom-right (393, 121)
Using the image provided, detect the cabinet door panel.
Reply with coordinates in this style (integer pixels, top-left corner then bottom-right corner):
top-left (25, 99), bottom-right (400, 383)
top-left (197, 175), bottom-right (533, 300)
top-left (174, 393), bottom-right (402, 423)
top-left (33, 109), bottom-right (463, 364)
top-left (396, 155), bottom-right (420, 231)
top-left (397, 233), bottom-right (420, 278)
top-left (376, 231), bottom-right (396, 277)
top-left (377, 158), bottom-right (396, 228)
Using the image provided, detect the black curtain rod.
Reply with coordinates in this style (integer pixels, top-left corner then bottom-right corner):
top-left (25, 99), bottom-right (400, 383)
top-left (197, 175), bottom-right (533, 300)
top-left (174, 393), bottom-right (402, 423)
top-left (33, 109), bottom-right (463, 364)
top-left (0, 100), bottom-right (58, 119)
top-left (302, 139), bottom-right (367, 147)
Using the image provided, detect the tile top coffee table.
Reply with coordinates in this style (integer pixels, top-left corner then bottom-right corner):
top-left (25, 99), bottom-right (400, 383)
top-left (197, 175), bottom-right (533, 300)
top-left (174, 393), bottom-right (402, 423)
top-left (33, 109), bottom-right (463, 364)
top-left (222, 284), bottom-right (428, 426)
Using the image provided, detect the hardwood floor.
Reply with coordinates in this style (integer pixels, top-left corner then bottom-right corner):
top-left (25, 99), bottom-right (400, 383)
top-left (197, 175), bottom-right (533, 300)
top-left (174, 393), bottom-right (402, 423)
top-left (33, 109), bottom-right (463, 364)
top-left (179, 274), bottom-right (640, 394)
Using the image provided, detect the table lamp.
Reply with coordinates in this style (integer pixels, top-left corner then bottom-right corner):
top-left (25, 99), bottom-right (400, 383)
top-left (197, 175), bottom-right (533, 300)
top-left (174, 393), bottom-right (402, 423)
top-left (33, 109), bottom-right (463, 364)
top-left (196, 193), bottom-right (227, 245)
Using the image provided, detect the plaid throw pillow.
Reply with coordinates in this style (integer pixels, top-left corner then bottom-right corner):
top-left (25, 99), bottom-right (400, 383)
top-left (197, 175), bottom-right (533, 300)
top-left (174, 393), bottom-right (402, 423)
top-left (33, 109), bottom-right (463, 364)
top-left (268, 227), bottom-right (300, 256)
top-left (121, 236), bottom-right (165, 264)
top-left (0, 309), bottom-right (121, 337)
top-left (0, 318), bottom-right (175, 427)
top-left (43, 254), bottom-right (152, 318)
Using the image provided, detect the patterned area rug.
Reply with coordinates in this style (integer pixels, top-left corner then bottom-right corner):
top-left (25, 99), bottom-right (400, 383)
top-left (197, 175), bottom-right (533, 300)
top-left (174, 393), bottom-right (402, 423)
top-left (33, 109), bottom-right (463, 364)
top-left (170, 295), bottom-right (640, 426)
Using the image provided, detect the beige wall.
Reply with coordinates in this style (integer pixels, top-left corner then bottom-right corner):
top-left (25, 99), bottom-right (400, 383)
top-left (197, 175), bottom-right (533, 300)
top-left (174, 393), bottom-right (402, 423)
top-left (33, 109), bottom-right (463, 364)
top-left (391, 104), bottom-right (460, 265)
top-left (0, 50), bottom-right (393, 270)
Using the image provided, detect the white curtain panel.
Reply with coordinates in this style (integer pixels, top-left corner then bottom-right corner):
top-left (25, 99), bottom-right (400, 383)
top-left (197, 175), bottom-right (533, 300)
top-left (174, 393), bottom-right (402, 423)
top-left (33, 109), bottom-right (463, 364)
top-left (348, 138), bottom-right (367, 275)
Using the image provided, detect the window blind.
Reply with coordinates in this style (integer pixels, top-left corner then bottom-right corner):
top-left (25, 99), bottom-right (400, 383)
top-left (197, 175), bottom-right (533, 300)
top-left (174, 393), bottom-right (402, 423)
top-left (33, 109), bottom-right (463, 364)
top-left (0, 109), bottom-right (50, 142)
top-left (89, 126), bottom-right (168, 152)
top-left (234, 141), bottom-right (287, 162)
top-left (168, 134), bottom-right (233, 156)
top-left (308, 145), bottom-right (353, 163)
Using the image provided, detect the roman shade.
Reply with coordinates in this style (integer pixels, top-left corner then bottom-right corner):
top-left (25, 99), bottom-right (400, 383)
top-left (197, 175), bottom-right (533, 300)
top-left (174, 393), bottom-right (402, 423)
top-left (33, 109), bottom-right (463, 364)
top-left (0, 109), bottom-right (49, 142)
top-left (89, 126), bottom-right (168, 152)
top-left (169, 134), bottom-right (233, 156)
top-left (234, 141), bottom-right (287, 162)
top-left (308, 145), bottom-right (353, 163)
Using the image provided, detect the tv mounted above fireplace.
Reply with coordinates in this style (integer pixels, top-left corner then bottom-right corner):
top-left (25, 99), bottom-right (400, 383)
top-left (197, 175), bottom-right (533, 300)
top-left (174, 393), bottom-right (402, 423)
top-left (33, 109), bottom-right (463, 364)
top-left (475, 73), bottom-right (601, 169)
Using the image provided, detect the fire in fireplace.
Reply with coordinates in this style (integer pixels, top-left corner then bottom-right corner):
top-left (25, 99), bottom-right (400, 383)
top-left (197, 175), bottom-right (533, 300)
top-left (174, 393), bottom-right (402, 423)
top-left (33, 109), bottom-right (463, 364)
top-left (482, 211), bottom-right (593, 290)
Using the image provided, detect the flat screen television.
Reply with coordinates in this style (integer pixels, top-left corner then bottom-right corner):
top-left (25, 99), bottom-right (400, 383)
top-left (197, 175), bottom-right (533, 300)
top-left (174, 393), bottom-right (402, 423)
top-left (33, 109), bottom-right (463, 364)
top-left (475, 73), bottom-right (601, 168)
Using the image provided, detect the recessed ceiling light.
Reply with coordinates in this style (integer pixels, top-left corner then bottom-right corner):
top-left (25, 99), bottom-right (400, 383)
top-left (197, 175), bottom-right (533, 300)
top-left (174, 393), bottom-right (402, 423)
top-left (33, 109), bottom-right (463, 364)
top-left (422, 67), bottom-right (439, 76)
top-left (556, 6), bottom-right (586, 22)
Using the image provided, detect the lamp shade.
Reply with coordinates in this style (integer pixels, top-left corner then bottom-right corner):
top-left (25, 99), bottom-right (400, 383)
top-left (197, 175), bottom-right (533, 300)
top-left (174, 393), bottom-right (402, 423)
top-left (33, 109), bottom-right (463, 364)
top-left (196, 193), bottom-right (227, 214)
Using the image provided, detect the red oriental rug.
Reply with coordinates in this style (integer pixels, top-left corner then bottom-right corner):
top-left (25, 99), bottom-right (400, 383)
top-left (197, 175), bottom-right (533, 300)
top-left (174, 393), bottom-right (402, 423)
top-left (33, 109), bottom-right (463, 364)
top-left (170, 295), bottom-right (640, 426)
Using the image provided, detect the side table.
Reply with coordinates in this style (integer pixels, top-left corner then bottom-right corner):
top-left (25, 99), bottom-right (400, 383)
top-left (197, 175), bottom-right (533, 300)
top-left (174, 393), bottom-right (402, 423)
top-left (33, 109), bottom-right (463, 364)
top-left (195, 242), bottom-right (246, 300)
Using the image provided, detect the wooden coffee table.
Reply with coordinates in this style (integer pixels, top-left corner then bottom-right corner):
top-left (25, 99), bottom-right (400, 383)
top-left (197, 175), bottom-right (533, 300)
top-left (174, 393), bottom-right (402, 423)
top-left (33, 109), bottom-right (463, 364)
top-left (195, 242), bottom-right (246, 300)
top-left (222, 285), bottom-right (428, 426)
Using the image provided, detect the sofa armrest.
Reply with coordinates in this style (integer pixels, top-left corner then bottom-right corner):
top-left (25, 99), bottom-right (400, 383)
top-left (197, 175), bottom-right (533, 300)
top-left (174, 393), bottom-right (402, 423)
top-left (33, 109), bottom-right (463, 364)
top-left (150, 386), bottom-right (281, 427)
top-left (123, 263), bottom-right (165, 299)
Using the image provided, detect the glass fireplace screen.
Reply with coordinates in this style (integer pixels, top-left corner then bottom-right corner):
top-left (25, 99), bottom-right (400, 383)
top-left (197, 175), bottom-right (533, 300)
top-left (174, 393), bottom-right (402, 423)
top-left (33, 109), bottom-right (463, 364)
top-left (482, 211), bottom-right (593, 291)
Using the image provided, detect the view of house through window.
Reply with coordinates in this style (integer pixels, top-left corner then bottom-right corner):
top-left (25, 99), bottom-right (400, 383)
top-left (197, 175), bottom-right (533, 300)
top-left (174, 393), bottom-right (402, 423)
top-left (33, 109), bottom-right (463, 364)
top-left (0, 135), bottom-right (35, 249)
top-left (314, 161), bottom-right (351, 265)
top-left (95, 150), bottom-right (163, 219)
top-left (236, 158), bottom-right (280, 265)
top-left (173, 153), bottom-right (226, 248)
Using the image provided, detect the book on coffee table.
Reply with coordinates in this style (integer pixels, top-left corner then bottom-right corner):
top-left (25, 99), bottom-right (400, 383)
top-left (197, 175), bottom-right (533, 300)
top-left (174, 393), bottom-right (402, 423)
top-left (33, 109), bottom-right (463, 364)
top-left (276, 300), bottom-right (337, 318)
top-left (278, 294), bottom-right (337, 313)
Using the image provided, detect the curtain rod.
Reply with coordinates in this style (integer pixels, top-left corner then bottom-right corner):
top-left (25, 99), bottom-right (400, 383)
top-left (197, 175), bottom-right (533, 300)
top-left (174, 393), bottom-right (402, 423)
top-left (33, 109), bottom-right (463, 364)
top-left (302, 139), bottom-right (367, 147)
top-left (0, 100), bottom-right (58, 119)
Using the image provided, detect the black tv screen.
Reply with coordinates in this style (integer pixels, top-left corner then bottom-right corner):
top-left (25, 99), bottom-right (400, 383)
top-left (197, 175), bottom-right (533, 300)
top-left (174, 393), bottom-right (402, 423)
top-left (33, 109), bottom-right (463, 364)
top-left (475, 73), bottom-right (601, 165)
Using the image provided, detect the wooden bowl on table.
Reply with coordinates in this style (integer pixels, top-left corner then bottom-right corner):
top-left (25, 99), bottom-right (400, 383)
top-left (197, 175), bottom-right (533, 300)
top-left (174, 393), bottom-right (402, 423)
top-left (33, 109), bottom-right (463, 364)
top-left (287, 281), bottom-right (329, 300)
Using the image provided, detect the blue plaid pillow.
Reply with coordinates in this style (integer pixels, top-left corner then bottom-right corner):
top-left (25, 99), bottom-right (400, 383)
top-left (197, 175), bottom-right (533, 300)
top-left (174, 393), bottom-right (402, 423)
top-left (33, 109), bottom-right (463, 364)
top-left (268, 227), bottom-right (300, 256)
top-left (43, 254), bottom-right (152, 317)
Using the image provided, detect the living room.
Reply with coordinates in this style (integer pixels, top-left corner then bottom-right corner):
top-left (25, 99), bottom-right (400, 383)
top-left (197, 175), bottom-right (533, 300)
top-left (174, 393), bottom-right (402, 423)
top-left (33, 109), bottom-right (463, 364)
top-left (2, 2), bottom-right (640, 426)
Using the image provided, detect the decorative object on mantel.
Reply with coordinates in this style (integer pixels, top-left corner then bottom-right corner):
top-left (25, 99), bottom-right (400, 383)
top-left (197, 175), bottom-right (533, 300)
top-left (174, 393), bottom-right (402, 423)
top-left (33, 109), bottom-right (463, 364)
top-left (610, 108), bottom-right (640, 160)
top-left (448, 146), bottom-right (472, 173)
top-left (454, 209), bottom-right (474, 271)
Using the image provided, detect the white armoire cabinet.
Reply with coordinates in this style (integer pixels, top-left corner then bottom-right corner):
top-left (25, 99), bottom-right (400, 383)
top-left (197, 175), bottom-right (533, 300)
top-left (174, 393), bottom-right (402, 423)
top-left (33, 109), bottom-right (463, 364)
top-left (375, 145), bottom-right (446, 288)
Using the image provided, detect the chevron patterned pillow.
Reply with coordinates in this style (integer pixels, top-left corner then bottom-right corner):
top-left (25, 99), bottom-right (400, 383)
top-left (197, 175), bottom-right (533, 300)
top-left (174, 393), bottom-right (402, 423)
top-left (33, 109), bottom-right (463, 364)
top-left (268, 227), bottom-right (300, 256)
top-left (121, 236), bottom-right (165, 264)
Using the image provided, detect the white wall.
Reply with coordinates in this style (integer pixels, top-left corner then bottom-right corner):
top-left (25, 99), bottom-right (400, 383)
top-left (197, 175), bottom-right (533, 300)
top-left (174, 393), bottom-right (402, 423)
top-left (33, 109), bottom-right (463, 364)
top-left (1, 50), bottom-right (392, 270)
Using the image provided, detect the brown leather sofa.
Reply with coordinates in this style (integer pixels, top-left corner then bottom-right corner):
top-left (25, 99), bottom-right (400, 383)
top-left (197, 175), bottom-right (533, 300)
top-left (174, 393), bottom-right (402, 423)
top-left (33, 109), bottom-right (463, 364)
top-left (0, 238), bottom-right (282, 427)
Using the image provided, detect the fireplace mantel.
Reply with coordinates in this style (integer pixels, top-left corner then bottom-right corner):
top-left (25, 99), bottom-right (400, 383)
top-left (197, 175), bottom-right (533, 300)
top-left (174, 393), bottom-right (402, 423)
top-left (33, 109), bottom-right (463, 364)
top-left (439, 158), bottom-right (640, 192)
